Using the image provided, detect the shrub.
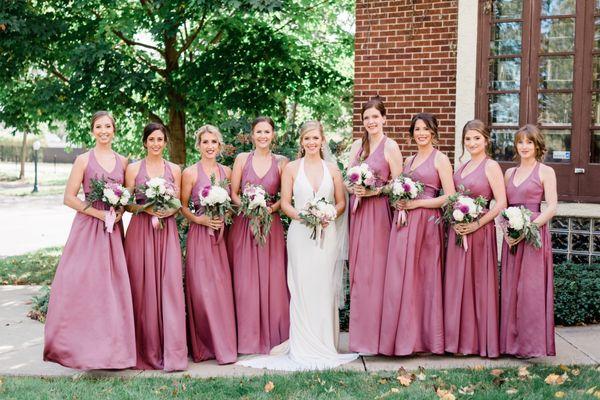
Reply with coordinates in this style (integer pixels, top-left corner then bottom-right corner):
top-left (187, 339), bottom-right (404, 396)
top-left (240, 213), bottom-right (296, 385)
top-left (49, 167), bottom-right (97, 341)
top-left (554, 262), bottom-right (600, 326)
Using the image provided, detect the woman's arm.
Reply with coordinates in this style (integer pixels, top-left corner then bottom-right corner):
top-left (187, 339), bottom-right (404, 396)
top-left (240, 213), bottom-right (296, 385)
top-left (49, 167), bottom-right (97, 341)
top-left (454, 160), bottom-right (507, 235)
top-left (180, 166), bottom-right (221, 230)
top-left (330, 163), bottom-right (347, 217)
top-left (230, 153), bottom-right (248, 207)
top-left (401, 152), bottom-right (455, 209)
top-left (534, 164), bottom-right (557, 227)
top-left (267, 155), bottom-right (289, 214)
top-left (63, 154), bottom-right (105, 221)
top-left (280, 162), bottom-right (300, 220)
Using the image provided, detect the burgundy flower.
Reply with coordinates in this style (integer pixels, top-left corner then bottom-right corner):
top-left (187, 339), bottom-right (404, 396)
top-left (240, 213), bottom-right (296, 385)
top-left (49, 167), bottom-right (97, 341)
top-left (348, 173), bottom-right (359, 184)
top-left (201, 185), bottom-right (211, 198)
top-left (459, 204), bottom-right (469, 214)
top-left (402, 183), bottom-right (411, 192)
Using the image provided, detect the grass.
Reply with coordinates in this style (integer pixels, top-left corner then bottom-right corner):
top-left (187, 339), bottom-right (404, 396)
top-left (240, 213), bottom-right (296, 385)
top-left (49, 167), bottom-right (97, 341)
top-left (0, 246), bottom-right (61, 285)
top-left (0, 161), bottom-right (70, 196)
top-left (0, 365), bottom-right (598, 399)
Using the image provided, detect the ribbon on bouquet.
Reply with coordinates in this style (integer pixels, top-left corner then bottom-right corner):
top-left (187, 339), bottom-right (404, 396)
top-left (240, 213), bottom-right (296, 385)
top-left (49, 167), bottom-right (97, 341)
top-left (104, 207), bottom-right (116, 233)
top-left (314, 224), bottom-right (326, 249)
top-left (151, 216), bottom-right (164, 229)
top-left (396, 209), bottom-right (408, 229)
top-left (352, 196), bottom-right (360, 214)
top-left (462, 234), bottom-right (468, 252)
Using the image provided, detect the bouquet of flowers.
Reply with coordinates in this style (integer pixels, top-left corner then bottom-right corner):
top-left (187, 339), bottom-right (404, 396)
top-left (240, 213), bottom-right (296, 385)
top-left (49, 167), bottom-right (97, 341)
top-left (86, 178), bottom-right (133, 233)
top-left (238, 183), bottom-right (273, 246)
top-left (440, 187), bottom-right (488, 251)
top-left (298, 197), bottom-right (337, 247)
top-left (346, 162), bottom-right (380, 213)
top-left (137, 177), bottom-right (182, 229)
top-left (199, 175), bottom-right (234, 241)
top-left (384, 175), bottom-right (424, 228)
top-left (501, 206), bottom-right (542, 254)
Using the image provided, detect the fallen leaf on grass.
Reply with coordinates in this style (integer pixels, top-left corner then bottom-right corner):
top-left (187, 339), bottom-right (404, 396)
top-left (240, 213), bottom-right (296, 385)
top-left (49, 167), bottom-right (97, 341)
top-left (378, 378), bottom-right (389, 384)
top-left (490, 369), bottom-right (504, 377)
top-left (471, 365), bottom-right (485, 371)
top-left (555, 391), bottom-right (566, 398)
top-left (396, 367), bottom-right (415, 386)
top-left (506, 388), bottom-right (518, 395)
top-left (390, 388), bottom-right (400, 393)
top-left (571, 368), bottom-right (580, 376)
top-left (545, 373), bottom-right (568, 386)
top-left (518, 366), bottom-right (531, 380)
top-left (264, 381), bottom-right (275, 393)
top-left (458, 384), bottom-right (476, 395)
top-left (436, 388), bottom-right (456, 400)
top-left (586, 387), bottom-right (597, 394)
top-left (416, 366), bottom-right (427, 381)
top-left (559, 365), bottom-right (570, 372)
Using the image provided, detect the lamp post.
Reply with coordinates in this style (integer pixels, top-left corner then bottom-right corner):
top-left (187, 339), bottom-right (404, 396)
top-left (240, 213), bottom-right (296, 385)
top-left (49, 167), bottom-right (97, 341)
top-left (32, 140), bottom-right (41, 193)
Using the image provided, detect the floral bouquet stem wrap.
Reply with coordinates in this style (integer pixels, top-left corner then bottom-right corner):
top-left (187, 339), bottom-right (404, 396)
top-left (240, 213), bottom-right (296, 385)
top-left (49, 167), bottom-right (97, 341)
top-left (501, 206), bottom-right (542, 254)
top-left (298, 197), bottom-right (337, 248)
top-left (346, 162), bottom-right (380, 214)
top-left (238, 183), bottom-right (273, 246)
top-left (198, 175), bottom-right (234, 243)
top-left (383, 175), bottom-right (424, 229)
top-left (86, 178), bottom-right (133, 233)
top-left (440, 186), bottom-right (488, 252)
top-left (137, 177), bottom-right (181, 229)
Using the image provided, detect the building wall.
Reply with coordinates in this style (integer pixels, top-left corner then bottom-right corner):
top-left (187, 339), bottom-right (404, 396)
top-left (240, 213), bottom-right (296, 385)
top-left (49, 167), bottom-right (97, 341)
top-left (353, 0), bottom-right (459, 159)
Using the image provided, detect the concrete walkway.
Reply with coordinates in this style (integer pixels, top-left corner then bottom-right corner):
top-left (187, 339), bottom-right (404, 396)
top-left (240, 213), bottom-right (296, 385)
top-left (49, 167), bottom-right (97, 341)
top-left (1, 286), bottom-right (598, 378)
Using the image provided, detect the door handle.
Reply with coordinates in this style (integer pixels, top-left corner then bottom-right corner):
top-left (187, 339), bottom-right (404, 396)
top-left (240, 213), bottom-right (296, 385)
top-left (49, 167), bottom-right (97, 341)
top-left (574, 168), bottom-right (585, 174)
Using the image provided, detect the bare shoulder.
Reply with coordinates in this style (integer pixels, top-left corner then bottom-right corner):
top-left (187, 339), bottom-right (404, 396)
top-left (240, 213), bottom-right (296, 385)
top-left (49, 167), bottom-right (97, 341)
top-left (166, 160), bottom-right (181, 174)
top-left (284, 159), bottom-right (301, 174)
top-left (403, 154), bottom-right (414, 167)
top-left (326, 160), bottom-right (341, 175)
top-left (235, 152), bottom-right (251, 164)
top-left (504, 166), bottom-right (516, 178)
top-left (275, 153), bottom-right (289, 164)
top-left (434, 150), bottom-right (451, 166)
top-left (74, 151), bottom-right (90, 166)
top-left (539, 163), bottom-right (556, 178)
top-left (221, 164), bottom-right (232, 175)
top-left (117, 153), bottom-right (128, 167)
top-left (485, 158), bottom-right (501, 171)
top-left (126, 159), bottom-right (142, 174)
top-left (384, 137), bottom-right (400, 151)
top-left (182, 163), bottom-right (198, 178)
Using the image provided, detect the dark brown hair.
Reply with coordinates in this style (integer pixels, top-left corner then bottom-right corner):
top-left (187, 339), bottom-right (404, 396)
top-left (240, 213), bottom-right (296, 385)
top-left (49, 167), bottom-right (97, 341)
top-left (360, 97), bottom-right (386, 160)
top-left (251, 116), bottom-right (275, 132)
top-left (460, 119), bottom-right (491, 161)
top-left (514, 124), bottom-right (546, 161)
top-left (409, 113), bottom-right (439, 145)
top-left (90, 111), bottom-right (115, 132)
top-left (142, 122), bottom-right (168, 146)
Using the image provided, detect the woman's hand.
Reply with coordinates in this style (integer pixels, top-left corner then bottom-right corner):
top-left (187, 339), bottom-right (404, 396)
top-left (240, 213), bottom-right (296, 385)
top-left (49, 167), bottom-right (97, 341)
top-left (353, 186), bottom-right (381, 198)
top-left (398, 199), bottom-right (420, 210)
top-left (197, 215), bottom-right (223, 230)
top-left (114, 209), bottom-right (124, 223)
top-left (505, 233), bottom-right (524, 247)
top-left (454, 221), bottom-right (479, 236)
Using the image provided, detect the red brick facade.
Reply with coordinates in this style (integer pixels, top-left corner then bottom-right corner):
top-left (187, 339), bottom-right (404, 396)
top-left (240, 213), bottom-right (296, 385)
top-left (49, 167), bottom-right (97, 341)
top-left (353, 0), bottom-right (459, 159)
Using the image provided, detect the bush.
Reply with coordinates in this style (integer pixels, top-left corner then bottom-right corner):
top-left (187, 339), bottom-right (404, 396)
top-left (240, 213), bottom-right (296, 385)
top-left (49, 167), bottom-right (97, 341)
top-left (554, 262), bottom-right (600, 326)
top-left (28, 286), bottom-right (50, 323)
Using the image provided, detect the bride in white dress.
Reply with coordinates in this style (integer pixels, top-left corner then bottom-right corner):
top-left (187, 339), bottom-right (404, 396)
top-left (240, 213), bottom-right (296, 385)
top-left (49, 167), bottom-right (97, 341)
top-left (238, 121), bottom-right (358, 371)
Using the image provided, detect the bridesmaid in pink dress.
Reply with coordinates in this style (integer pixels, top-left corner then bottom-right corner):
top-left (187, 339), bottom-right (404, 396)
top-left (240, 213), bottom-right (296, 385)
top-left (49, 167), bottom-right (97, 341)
top-left (228, 116), bottom-right (289, 354)
top-left (44, 111), bottom-right (136, 370)
top-left (379, 113), bottom-right (455, 356)
top-left (124, 122), bottom-right (187, 371)
top-left (444, 120), bottom-right (506, 358)
top-left (347, 97), bottom-right (403, 354)
top-left (181, 125), bottom-right (237, 364)
top-left (500, 124), bottom-right (557, 358)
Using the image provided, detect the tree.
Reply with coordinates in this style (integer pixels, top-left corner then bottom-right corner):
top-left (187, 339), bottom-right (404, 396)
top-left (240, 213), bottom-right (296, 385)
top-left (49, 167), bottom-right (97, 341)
top-left (0, 0), bottom-right (354, 164)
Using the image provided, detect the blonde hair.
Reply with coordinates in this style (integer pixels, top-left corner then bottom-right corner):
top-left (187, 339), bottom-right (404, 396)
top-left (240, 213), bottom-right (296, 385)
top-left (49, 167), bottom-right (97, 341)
top-left (194, 124), bottom-right (224, 155)
top-left (298, 120), bottom-right (325, 159)
top-left (514, 124), bottom-right (546, 161)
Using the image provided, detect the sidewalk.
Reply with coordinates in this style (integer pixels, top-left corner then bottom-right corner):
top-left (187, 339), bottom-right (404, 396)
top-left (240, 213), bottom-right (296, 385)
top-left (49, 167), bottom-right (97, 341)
top-left (1, 286), bottom-right (598, 378)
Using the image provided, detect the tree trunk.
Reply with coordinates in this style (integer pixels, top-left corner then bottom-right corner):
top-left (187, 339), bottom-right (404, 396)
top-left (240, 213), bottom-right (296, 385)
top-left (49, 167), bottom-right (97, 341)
top-left (164, 33), bottom-right (186, 165)
top-left (167, 98), bottom-right (186, 165)
top-left (19, 131), bottom-right (28, 180)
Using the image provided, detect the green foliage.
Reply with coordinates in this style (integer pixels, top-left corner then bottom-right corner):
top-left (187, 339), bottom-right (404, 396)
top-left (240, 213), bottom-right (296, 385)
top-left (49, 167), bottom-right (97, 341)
top-left (0, 0), bottom-right (354, 164)
top-left (554, 262), bottom-right (600, 326)
top-left (28, 286), bottom-right (50, 323)
top-left (0, 246), bottom-right (61, 285)
top-left (1, 365), bottom-right (599, 399)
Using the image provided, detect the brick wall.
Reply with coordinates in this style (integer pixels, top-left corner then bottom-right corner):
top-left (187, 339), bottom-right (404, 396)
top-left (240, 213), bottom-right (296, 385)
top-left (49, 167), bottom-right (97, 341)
top-left (353, 0), bottom-right (459, 159)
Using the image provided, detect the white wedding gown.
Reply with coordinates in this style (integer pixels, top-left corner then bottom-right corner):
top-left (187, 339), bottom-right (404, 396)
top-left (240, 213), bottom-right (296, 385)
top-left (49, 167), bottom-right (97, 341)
top-left (237, 158), bottom-right (358, 371)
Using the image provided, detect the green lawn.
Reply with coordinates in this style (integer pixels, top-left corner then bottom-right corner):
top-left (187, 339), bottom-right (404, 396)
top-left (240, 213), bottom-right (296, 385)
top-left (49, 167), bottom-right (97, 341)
top-left (1, 365), bottom-right (599, 400)
top-left (0, 246), bottom-right (61, 285)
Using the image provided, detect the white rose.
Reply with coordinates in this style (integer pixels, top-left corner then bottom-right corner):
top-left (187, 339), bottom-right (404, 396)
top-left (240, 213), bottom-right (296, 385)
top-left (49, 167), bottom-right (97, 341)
top-left (145, 188), bottom-right (156, 199)
top-left (249, 194), bottom-right (266, 209)
top-left (452, 209), bottom-right (465, 222)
